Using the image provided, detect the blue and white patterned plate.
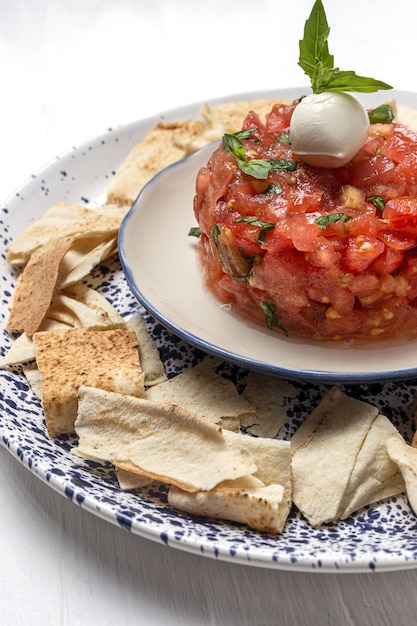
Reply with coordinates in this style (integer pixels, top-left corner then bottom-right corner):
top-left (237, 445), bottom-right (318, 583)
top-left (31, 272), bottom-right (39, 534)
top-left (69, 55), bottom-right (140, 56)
top-left (2, 89), bottom-right (417, 573)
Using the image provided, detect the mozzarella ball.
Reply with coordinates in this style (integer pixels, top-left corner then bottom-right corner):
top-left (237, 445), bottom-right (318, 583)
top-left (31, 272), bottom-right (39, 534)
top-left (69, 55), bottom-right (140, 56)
top-left (289, 92), bottom-right (370, 168)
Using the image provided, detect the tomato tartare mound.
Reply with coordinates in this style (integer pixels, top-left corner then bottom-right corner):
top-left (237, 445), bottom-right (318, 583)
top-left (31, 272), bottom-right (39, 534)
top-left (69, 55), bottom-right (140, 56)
top-left (193, 100), bottom-right (417, 344)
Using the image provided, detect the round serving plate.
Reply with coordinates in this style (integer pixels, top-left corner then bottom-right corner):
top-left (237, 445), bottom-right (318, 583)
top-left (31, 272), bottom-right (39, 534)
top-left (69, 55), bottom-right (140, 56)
top-left (2, 88), bottom-right (417, 572)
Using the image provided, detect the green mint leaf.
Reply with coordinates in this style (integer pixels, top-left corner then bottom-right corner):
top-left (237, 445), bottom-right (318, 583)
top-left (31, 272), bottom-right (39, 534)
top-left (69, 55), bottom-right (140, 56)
top-left (368, 104), bottom-right (394, 124)
top-left (299, 0), bottom-right (393, 94)
top-left (315, 213), bottom-right (352, 229)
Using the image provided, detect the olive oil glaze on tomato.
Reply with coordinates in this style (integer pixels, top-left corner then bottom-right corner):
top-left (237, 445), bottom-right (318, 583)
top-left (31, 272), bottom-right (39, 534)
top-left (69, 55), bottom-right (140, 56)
top-left (193, 101), bottom-right (417, 345)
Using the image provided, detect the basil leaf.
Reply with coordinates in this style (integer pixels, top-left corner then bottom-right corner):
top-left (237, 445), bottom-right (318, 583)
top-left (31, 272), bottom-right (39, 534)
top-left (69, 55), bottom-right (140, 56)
top-left (261, 183), bottom-right (282, 195)
top-left (368, 104), bottom-right (394, 124)
top-left (234, 217), bottom-right (275, 243)
top-left (188, 226), bottom-right (201, 237)
top-left (237, 158), bottom-right (273, 179)
top-left (366, 195), bottom-right (386, 211)
top-left (299, 0), bottom-right (392, 94)
top-left (315, 213), bottom-right (352, 229)
top-left (234, 129), bottom-right (258, 140)
top-left (260, 301), bottom-right (289, 337)
top-left (222, 131), bottom-right (296, 180)
top-left (298, 0), bottom-right (333, 81)
top-left (276, 133), bottom-right (291, 145)
top-left (222, 133), bottom-right (246, 160)
top-left (269, 159), bottom-right (298, 172)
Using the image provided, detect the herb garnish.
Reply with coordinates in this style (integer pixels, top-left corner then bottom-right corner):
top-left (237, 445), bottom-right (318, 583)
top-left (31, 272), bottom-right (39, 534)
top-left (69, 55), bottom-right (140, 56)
top-left (234, 216), bottom-right (275, 243)
top-left (366, 195), bottom-right (386, 211)
top-left (260, 301), bottom-right (289, 337)
top-left (368, 104), bottom-right (394, 125)
top-left (188, 226), bottom-right (201, 237)
top-left (261, 183), bottom-right (282, 195)
top-left (299, 0), bottom-right (392, 94)
top-left (222, 132), bottom-right (297, 180)
top-left (315, 213), bottom-right (352, 229)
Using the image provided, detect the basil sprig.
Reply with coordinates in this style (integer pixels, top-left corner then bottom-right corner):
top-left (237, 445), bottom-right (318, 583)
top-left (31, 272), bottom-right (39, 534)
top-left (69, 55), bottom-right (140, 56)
top-left (299, 0), bottom-right (392, 94)
top-left (222, 132), bottom-right (297, 180)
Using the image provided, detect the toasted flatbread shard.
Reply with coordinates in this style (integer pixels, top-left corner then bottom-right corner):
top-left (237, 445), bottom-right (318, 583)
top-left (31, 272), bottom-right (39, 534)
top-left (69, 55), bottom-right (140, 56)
top-left (6, 236), bottom-right (74, 336)
top-left (73, 386), bottom-right (257, 492)
top-left (1, 317), bottom-right (72, 367)
top-left (168, 432), bottom-right (292, 533)
top-left (395, 103), bottom-right (417, 131)
top-left (291, 388), bottom-right (379, 527)
top-left (144, 357), bottom-right (255, 429)
top-left (34, 328), bottom-right (144, 437)
top-left (116, 468), bottom-right (155, 491)
top-left (338, 413), bottom-right (405, 519)
top-left (185, 99), bottom-right (287, 155)
top-left (57, 235), bottom-right (118, 288)
top-left (6, 202), bottom-right (126, 266)
top-left (106, 119), bottom-right (205, 206)
top-left (168, 483), bottom-right (286, 534)
top-left (386, 437), bottom-right (417, 515)
top-left (46, 284), bottom-right (124, 330)
top-left (240, 371), bottom-right (297, 437)
top-left (125, 315), bottom-right (167, 386)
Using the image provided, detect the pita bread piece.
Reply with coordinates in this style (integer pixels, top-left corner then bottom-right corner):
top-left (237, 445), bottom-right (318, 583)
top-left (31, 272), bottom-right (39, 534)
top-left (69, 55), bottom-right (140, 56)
top-left (6, 202), bottom-right (125, 267)
top-left (168, 432), bottom-right (292, 534)
top-left (6, 236), bottom-right (74, 336)
top-left (54, 284), bottom-right (124, 329)
top-left (185, 99), bottom-right (287, 155)
top-left (106, 119), bottom-right (205, 206)
top-left (73, 386), bottom-right (256, 492)
top-left (125, 314), bottom-right (167, 386)
top-left (145, 357), bottom-right (255, 430)
top-left (338, 413), bottom-right (405, 519)
top-left (240, 371), bottom-right (297, 437)
top-left (1, 317), bottom-right (72, 367)
top-left (34, 328), bottom-right (144, 437)
top-left (116, 468), bottom-right (155, 491)
top-left (291, 387), bottom-right (380, 527)
top-left (168, 482), bottom-right (287, 534)
top-left (386, 437), bottom-right (417, 515)
top-left (57, 235), bottom-right (118, 288)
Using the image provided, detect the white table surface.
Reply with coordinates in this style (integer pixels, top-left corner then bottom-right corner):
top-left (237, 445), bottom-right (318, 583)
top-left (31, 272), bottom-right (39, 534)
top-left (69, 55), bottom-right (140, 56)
top-left (2, 1), bottom-right (417, 624)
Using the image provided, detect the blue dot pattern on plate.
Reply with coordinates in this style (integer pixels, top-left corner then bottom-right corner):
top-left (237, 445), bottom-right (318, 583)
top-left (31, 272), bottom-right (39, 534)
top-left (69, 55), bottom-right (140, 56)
top-left (2, 104), bottom-right (417, 574)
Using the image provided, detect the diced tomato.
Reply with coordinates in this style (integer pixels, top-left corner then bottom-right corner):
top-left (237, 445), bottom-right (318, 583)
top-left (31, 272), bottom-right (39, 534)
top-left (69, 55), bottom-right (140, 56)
top-left (384, 126), bottom-right (417, 163)
top-left (196, 104), bottom-right (417, 343)
top-left (384, 197), bottom-right (417, 222)
top-left (371, 247), bottom-right (404, 275)
top-left (347, 154), bottom-right (396, 189)
top-left (377, 228), bottom-right (417, 250)
top-left (343, 235), bottom-right (385, 272)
